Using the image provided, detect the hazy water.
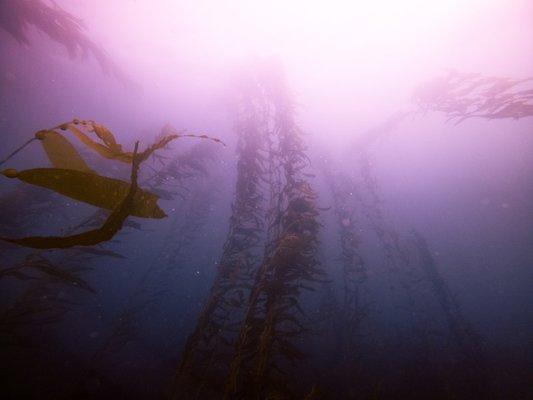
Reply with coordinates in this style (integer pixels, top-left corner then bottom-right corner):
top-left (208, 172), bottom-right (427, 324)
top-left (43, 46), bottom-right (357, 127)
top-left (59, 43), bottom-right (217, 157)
top-left (0, 1), bottom-right (532, 399)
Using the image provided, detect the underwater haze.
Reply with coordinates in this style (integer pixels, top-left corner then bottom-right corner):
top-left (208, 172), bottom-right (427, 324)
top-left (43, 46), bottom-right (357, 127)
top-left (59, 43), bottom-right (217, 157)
top-left (0, 1), bottom-right (532, 399)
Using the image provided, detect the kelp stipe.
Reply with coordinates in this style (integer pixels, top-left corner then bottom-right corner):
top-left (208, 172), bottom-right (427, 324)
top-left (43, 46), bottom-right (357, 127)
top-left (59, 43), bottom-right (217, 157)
top-left (332, 115), bottom-right (496, 398)
top-left (222, 60), bottom-right (324, 400)
top-left (322, 164), bottom-right (369, 395)
top-left (352, 144), bottom-right (455, 396)
top-left (410, 230), bottom-right (492, 399)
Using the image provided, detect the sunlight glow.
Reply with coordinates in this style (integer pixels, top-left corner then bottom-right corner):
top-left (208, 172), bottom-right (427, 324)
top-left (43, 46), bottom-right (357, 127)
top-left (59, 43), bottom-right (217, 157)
top-left (90, 0), bottom-right (507, 67)
top-left (73, 0), bottom-right (528, 139)
top-left (172, 0), bottom-right (500, 61)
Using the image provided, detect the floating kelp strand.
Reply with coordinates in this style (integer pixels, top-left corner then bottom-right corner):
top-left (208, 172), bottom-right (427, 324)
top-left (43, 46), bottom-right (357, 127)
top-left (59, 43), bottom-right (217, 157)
top-left (0, 137), bottom-right (37, 167)
top-left (60, 122), bottom-right (134, 163)
top-left (413, 71), bottom-right (533, 122)
top-left (57, 120), bottom-right (225, 164)
top-left (0, 142), bottom-right (141, 249)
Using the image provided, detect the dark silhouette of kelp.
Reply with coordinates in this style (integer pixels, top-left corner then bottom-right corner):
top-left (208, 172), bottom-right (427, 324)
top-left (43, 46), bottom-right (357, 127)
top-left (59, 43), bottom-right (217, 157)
top-left (410, 230), bottom-right (491, 398)
top-left (322, 164), bottom-right (368, 397)
top-left (414, 70), bottom-right (533, 123)
top-left (328, 118), bottom-right (493, 398)
top-left (0, 0), bottom-right (128, 82)
top-left (222, 60), bottom-right (324, 400)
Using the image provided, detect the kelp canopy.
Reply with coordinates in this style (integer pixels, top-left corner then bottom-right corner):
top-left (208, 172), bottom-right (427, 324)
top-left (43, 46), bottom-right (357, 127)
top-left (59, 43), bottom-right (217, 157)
top-left (413, 70), bottom-right (533, 122)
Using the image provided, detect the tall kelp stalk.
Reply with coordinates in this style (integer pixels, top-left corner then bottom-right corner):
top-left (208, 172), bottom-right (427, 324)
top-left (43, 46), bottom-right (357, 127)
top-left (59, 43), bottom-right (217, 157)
top-left (355, 150), bottom-right (424, 331)
top-left (322, 166), bottom-right (368, 396)
top-left (223, 62), bottom-right (323, 400)
top-left (356, 150), bottom-right (411, 274)
top-left (411, 71), bottom-right (531, 396)
top-left (410, 230), bottom-right (491, 398)
top-left (341, 147), bottom-right (441, 396)
top-left (170, 74), bottom-right (269, 400)
top-left (348, 118), bottom-right (492, 397)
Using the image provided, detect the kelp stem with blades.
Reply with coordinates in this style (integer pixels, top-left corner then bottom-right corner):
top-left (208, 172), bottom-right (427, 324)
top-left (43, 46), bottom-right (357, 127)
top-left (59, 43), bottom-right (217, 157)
top-left (0, 120), bottom-right (224, 249)
top-left (223, 60), bottom-right (324, 400)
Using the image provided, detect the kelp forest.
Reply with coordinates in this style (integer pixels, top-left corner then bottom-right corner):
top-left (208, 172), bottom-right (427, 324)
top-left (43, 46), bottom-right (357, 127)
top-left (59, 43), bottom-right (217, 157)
top-left (0, 1), bottom-right (532, 399)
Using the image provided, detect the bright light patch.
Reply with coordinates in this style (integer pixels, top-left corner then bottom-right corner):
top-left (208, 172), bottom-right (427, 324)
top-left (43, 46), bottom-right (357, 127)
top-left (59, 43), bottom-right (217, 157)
top-left (88, 0), bottom-right (509, 67)
top-left (171, 0), bottom-right (502, 60)
top-left (75, 0), bottom-right (530, 138)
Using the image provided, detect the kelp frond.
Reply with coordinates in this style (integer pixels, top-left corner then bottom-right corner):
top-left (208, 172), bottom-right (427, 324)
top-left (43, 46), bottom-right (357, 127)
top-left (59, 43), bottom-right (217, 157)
top-left (222, 60), bottom-right (324, 400)
top-left (0, 120), bottom-right (224, 249)
top-left (413, 70), bottom-right (533, 123)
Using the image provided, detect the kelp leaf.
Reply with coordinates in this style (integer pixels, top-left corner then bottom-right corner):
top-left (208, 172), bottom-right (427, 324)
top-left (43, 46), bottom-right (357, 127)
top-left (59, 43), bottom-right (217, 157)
top-left (63, 123), bottom-right (133, 163)
top-left (2, 168), bottom-right (166, 218)
top-left (37, 130), bottom-right (93, 172)
top-left (90, 122), bottom-right (122, 152)
top-left (60, 121), bottom-right (225, 164)
top-left (0, 143), bottom-right (143, 249)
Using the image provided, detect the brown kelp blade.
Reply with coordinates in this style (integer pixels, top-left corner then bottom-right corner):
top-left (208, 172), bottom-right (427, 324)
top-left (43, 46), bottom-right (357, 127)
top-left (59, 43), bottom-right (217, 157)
top-left (37, 130), bottom-right (93, 172)
top-left (61, 122), bottom-right (133, 163)
top-left (90, 122), bottom-right (122, 152)
top-left (58, 120), bottom-right (225, 164)
top-left (2, 167), bottom-right (166, 219)
top-left (0, 144), bottom-right (143, 249)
